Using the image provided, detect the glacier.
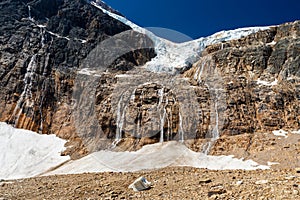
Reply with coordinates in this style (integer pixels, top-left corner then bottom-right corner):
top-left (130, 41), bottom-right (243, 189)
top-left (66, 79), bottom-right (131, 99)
top-left (91, 1), bottom-right (271, 73)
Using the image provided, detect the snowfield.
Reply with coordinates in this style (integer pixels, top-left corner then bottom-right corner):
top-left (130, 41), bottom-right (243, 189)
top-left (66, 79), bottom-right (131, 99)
top-left (1, 124), bottom-right (269, 180)
top-left (44, 141), bottom-right (269, 176)
top-left (0, 122), bottom-right (70, 180)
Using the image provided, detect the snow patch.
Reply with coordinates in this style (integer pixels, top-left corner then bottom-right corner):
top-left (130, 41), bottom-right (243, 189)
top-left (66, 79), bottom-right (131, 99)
top-left (47, 31), bottom-right (70, 41)
top-left (291, 130), bottom-right (300, 134)
top-left (77, 68), bottom-right (101, 77)
top-left (45, 141), bottom-right (269, 176)
top-left (267, 161), bottom-right (280, 166)
top-left (272, 130), bottom-right (288, 138)
top-left (257, 79), bottom-right (278, 86)
top-left (36, 24), bottom-right (46, 28)
top-left (0, 122), bottom-right (69, 180)
top-left (266, 41), bottom-right (277, 46)
top-left (115, 74), bottom-right (136, 78)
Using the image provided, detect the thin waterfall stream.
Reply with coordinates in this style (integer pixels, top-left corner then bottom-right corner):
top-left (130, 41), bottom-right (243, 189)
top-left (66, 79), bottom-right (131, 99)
top-left (12, 54), bottom-right (37, 127)
top-left (112, 94), bottom-right (127, 148)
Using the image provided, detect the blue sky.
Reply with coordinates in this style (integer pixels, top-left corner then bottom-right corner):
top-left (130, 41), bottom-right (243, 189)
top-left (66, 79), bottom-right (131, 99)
top-left (103, 0), bottom-right (299, 42)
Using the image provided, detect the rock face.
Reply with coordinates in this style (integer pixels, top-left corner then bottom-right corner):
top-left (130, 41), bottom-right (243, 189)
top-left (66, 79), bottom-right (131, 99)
top-left (98, 21), bottom-right (300, 152)
top-left (185, 21), bottom-right (300, 136)
top-left (0, 0), bottom-right (155, 157)
top-left (0, 0), bottom-right (299, 157)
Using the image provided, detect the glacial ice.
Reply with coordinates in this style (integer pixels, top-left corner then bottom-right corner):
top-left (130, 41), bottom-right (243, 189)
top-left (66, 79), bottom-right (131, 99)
top-left (91, 1), bottom-right (271, 74)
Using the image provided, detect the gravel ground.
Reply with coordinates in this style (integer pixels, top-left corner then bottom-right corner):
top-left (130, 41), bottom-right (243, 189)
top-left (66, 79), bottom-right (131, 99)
top-left (1, 167), bottom-right (300, 199)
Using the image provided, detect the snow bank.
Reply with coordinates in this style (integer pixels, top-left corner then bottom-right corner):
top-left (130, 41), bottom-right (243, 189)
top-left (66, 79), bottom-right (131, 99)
top-left (0, 122), bottom-right (70, 180)
top-left (45, 141), bottom-right (268, 176)
top-left (272, 129), bottom-right (288, 138)
top-left (0, 122), bottom-right (269, 179)
top-left (272, 129), bottom-right (300, 137)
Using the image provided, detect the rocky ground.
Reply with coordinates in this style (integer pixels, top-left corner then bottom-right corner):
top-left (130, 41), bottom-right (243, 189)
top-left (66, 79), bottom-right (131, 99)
top-left (1, 167), bottom-right (300, 199)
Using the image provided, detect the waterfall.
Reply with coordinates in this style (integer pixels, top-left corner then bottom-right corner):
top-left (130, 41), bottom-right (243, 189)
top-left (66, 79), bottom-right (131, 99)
top-left (165, 97), bottom-right (170, 141)
top-left (212, 99), bottom-right (219, 139)
top-left (158, 88), bottom-right (164, 107)
top-left (193, 60), bottom-right (206, 82)
top-left (158, 88), bottom-right (165, 143)
top-left (40, 29), bottom-right (45, 47)
top-left (130, 88), bottom-right (138, 136)
top-left (178, 111), bottom-right (184, 142)
top-left (202, 141), bottom-right (213, 155)
top-left (130, 88), bottom-right (136, 103)
top-left (194, 59), bottom-right (222, 154)
top-left (160, 109), bottom-right (166, 143)
top-left (171, 97), bottom-right (184, 142)
top-left (28, 6), bottom-right (33, 21)
top-left (202, 89), bottom-right (220, 155)
top-left (112, 94), bottom-right (127, 148)
top-left (136, 113), bottom-right (140, 137)
top-left (12, 54), bottom-right (37, 127)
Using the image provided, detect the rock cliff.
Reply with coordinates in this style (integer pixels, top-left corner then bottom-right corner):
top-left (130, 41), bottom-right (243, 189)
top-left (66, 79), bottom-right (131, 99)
top-left (0, 0), bottom-right (155, 158)
top-left (0, 0), bottom-right (299, 157)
